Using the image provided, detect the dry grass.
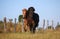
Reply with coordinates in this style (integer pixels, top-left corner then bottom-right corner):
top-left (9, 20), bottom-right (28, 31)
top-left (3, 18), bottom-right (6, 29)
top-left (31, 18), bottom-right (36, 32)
top-left (0, 31), bottom-right (60, 39)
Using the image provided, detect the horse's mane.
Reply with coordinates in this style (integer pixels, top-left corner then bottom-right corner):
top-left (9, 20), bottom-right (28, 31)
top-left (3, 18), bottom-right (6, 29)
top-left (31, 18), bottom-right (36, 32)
top-left (25, 11), bottom-right (29, 19)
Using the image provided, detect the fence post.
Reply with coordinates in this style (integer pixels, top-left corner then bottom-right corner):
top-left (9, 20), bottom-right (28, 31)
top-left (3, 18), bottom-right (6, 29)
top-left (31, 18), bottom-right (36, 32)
top-left (4, 17), bottom-right (7, 32)
top-left (51, 20), bottom-right (53, 30)
top-left (14, 18), bottom-right (17, 32)
top-left (43, 19), bottom-right (45, 30)
top-left (9, 19), bottom-right (13, 32)
top-left (42, 19), bottom-right (45, 39)
top-left (21, 19), bottom-right (24, 32)
top-left (47, 20), bottom-right (49, 29)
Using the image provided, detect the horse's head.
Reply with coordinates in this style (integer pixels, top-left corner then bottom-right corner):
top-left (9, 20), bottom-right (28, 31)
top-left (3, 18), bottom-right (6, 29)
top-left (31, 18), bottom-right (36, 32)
top-left (27, 7), bottom-right (35, 18)
top-left (22, 8), bottom-right (27, 18)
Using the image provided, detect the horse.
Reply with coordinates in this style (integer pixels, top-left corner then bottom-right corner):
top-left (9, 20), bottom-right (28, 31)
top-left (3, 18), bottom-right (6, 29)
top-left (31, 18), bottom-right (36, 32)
top-left (22, 8), bottom-right (30, 32)
top-left (26, 7), bottom-right (39, 33)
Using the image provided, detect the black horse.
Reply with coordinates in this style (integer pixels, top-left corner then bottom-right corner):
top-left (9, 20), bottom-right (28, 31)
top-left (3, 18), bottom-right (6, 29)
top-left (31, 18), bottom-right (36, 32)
top-left (26, 7), bottom-right (39, 33)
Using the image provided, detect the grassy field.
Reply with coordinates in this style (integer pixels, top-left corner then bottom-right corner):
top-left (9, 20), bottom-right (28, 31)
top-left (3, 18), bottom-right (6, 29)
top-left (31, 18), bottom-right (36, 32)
top-left (0, 31), bottom-right (60, 39)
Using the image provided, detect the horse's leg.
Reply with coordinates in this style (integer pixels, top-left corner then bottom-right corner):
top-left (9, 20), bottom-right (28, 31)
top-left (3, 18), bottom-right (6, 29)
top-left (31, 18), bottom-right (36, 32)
top-left (29, 24), bottom-right (33, 32)
top-left (32, 21), bottom-right (35, 33)
top-left (33, 23), bottom-right (38, 33)
top-left (23, 19), bottom-right (28, 32)
top-left (33, 27), bottom-right (36, 33)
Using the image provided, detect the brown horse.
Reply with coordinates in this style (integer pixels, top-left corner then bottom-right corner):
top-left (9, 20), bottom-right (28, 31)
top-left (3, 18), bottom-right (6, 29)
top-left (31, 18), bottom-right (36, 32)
top-left (26, 7), bottom-right (39, 33)
top-left (22, 8), bottom-right (30, 32)
top-left (26, 11), bottom-right (35, 32)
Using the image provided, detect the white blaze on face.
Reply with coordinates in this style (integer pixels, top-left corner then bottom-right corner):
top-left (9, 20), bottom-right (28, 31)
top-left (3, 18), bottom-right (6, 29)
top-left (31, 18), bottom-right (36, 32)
top-left (23, 11), bottom-right (26, 15)
top-left (22, 9), bottom-right (27, 18)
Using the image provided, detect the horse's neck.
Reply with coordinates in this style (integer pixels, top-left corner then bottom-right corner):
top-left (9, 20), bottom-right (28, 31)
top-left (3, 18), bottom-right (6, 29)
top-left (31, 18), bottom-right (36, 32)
top-left (23, 15), bottom-right (26, 19)
top-left (23, 14), bottom-right (26, 17)
top-left (29, 14), bottom-right (33, 18)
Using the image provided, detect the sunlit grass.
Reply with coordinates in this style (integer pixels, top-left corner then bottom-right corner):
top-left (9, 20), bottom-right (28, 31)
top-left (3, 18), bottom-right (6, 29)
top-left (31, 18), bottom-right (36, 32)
top-left (0, 31), bottom-right (60, 39)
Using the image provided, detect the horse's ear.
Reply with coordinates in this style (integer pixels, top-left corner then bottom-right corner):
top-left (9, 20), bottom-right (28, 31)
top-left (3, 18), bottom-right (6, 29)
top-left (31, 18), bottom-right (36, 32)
top-left (28, 7), bottom-right (35, 11)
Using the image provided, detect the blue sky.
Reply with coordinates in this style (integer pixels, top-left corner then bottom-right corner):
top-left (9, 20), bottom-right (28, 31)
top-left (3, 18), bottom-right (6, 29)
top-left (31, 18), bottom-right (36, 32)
top-left (0, 0), bottom-right (60, 28)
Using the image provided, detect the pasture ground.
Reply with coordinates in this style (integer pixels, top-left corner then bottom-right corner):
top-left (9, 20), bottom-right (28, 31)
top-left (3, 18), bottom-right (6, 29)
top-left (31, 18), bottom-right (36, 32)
top-left (0, 31), bottom-right (60, 39)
